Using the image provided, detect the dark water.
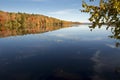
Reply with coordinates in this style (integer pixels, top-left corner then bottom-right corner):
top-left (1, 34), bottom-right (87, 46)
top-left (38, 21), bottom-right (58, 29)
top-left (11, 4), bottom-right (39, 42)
top-left (0, 25), bottom-right (120, 80)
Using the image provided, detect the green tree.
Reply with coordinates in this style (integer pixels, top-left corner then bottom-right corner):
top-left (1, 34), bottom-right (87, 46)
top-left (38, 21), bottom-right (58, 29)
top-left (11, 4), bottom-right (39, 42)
top-left (5, 21), bottom-right (12, 28)
top-left (82, 0), bottom-right (120, 40)
top-left (20, 14), bottom-right (27, 28)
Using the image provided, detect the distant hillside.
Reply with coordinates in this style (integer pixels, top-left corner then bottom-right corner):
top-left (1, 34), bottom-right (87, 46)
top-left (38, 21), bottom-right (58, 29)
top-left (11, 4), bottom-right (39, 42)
top-left (0, 10), bottom-right (80, 31)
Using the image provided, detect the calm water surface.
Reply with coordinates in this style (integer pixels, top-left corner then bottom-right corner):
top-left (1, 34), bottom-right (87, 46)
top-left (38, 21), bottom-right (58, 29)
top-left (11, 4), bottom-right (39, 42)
top-left (0, 25), bottom-right (120, 80)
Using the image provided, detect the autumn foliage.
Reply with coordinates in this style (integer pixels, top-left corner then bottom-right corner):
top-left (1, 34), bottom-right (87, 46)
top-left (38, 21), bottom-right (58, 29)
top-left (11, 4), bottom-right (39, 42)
top-left (0, 10), bottom-right (75, 31)
top-left (0, 10), bottom-right (80, 37)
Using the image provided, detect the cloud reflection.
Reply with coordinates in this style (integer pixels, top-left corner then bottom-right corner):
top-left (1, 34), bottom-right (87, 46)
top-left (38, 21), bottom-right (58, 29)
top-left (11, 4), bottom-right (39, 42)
top-left (56, 40), bottom-right (63, 43)
top-left (50, 33), bottom-right (104, 42)
top-left (91, 50), bottom-right (105, 80)
top-left (81, 37), bottom-right (103, 41)
top-left (106, 44), bottom-right (116, 48)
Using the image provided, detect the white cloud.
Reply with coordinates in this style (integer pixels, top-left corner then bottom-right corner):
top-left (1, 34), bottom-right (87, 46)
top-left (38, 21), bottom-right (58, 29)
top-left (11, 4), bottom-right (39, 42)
top-left (31, 0), bottom-right (45, 2)
top-left (49, 9), bottom-right (76, 15)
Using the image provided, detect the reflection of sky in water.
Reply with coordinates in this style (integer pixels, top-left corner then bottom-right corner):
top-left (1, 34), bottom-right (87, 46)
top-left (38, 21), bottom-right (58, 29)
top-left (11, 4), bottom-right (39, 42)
top-left (0, 25), bottom-right (120, 80)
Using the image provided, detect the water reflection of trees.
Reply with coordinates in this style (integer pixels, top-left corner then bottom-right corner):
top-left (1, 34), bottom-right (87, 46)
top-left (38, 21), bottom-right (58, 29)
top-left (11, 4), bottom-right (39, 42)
top-left (0, 24), bottom-right (71, 38)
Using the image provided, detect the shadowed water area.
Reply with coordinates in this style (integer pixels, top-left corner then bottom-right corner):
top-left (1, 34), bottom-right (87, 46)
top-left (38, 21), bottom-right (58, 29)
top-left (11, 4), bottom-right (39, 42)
top-left (0, 25), bottom-right (120, 80)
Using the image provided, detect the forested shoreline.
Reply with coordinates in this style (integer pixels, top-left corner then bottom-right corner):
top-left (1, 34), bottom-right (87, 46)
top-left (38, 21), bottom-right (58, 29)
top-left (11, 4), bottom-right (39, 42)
top-left (0, 10), bottom-right (80, 30)
top-left (0, 10), bottom-right (80, 37)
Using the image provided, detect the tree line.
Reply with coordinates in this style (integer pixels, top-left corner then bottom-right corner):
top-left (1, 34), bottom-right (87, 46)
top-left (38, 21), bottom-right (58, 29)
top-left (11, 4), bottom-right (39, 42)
top-left (0, 10), bottom-right (79, 31)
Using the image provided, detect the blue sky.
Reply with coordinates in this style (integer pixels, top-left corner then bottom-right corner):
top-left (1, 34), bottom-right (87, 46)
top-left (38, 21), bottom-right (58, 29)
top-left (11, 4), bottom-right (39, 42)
top-left (0, 0), bottom-right (97, 22)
